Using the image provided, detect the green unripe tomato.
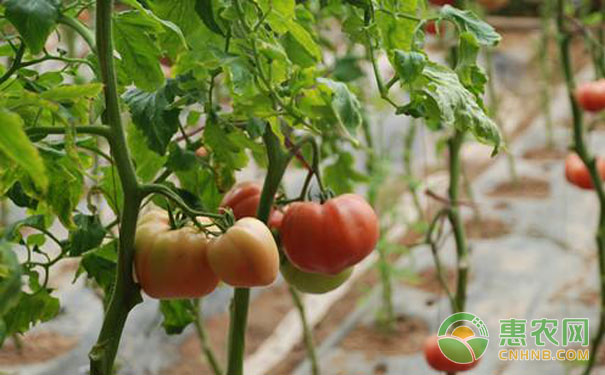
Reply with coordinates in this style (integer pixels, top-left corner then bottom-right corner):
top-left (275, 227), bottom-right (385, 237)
top-left (281, 262), bottom-right (353, 294)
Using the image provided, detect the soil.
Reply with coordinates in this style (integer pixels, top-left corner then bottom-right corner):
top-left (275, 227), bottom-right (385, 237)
top-left (486, 176), bottom-right (551, 199)
top-left (0, 331), bottom-right (78, 365)
top-left (405, 267), bottom-right (457, 296)
top-left (163, 284), bottom-right (294, 375)
top-left (339, 315), bottom-right (428, 357)
top-left (464, 217), bottom-right (511, 240)
top-left (523, 146), bottom-right (567, 161)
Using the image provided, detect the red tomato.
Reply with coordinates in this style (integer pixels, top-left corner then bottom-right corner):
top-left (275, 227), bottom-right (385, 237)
top-left (576, 80), bottom-right (605, 112)
top-left (134, 210), bottom-right (219, 299)
top-left (425, 21), bottom-right (443, 35)
top-left (280, 194), bottom-right (379, 275)
top-left (220, 181), bottom-right (282, 229)
top-left (424, 335), bottom-right (479, 372)
top-left (428, 0), bottom-right (455, 5)
top-left (565, 153), bottom-right (605, 190)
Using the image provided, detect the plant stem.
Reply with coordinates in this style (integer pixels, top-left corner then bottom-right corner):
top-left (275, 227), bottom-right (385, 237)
top-left (58, 14), bottom-right (97, 53)
top-left (556, 2), bottom-right (605, 374)
top-left (193, 300), bottom-right (223, 375)
top-left (26, 125), bottom-right (111, 139)
top-left (89, 1), bottom-right (143, 374)
top-left (539, 0), bottom-right (555, 147)
top-left (225, 127), bottom-right (291, 375)
top-left (448, 130), bottom-right (468, 314)
top-left (289, 286), bottom-right (320, 375)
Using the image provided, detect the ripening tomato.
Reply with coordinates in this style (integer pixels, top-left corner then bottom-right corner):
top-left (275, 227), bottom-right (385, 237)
top-left (134, 210), bottom-right (219, 299)
top-left (576, 80), bottom-right (605, 112)
top-left (564, 153), bottom-right (605, 190)
top-left (428, 0), bottom-right (455, 5)
top-left (280, 194), bottom-right (379, 275)
top-left (425, 21), bottom-right (442, 35)
top-left (476, 0), bottom-right (509, 11)
top-left (220, 181), bottom-right (283, 229)
top-left (207, 217), bottom-right (279, 287)
top-left (424, 335), bottom-right (479, 372)
top-left (281, 262), bottom-right (353, 294)
top-left (195, 146), bottom-right (208, 158)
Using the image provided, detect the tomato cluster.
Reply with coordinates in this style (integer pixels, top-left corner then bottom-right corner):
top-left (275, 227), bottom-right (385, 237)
top-left (424, 336), bottom-right (480, 372)
top-left (576, 79), bottom-right (605, 112)
top-left (134, 209), bottom-right (279, 298)
top-left (564, 153), bottom-right (605, 190)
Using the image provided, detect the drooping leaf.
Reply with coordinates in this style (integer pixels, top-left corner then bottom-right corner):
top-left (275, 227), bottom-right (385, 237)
top-left (393, 50), bottom-right (426, 85)
top-left (5, 0), bottom-right (60, 54)
top-left (0, 110), bottom-right (48, 192)
top-left (439, 5), bottom-right (501, 46)
top-left (317, 78), bottom-right (363, 143)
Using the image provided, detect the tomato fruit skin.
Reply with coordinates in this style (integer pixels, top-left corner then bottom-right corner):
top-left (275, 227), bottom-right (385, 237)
top-left (207, 217), bottom-right (279, 287)
top-left (220, 181), bottom-right (283, 229)
top-left (281, 194), bottom-right (379, 275)
top-left (424, 335), bottom-right (479, 372)
top-left (281, 262), bottom-right (353, 294)
top-left (576, 80), bottom-right (605, 112)
top-left (134, 211), bottom-right (219, 299)
top-left (565, 153), bottom-right (605, 190)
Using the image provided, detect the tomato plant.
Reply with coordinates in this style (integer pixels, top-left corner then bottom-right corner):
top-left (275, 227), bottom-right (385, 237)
top-left (134, 210), bottom-right (219, 299)
top-left (576, 80), bottom-right (605, 112)
top-left (281, 194), bottom-right (379, 274)
top-left (207, 217), bottom-right (279, 287)
top-left (281, 261), bottom-right (353, 294)
top-left (424, 335), bottom-right (479, 372)
top-left (220, 181), bottom-right (283, 228)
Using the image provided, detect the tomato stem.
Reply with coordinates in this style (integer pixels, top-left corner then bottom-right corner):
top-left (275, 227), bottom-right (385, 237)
top-left (225, 127), bottom-right (291, 375)
top-left (289, 286), bottom-right (320, 375)
top-left (556, 2), bottom-right (605, 374)
top-left (193, 299), bottom-right (223, 375)
top-left (89, 2), bottom-right (144, 374)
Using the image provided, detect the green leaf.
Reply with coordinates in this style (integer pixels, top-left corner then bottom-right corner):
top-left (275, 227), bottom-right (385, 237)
top-left (0, 110), bottom-right (48, 192)
top-left (99, 166), bottom-right (124, 215)
top-left (127, 123), bottom-right (167, 181)
top-left (3, 215), bottom-right (46, 243)
top-left (159, 299), bottom-right (196, 335)
top-left (332, 55), bottom-right (365, 82)
top-left (393, 50), bottom-right (426, 85)
top-left (5, 0), bottom-right (60, 54)
top-left (440, 5), bottom-right (501, 46)
top-left (2, 284), bottom-right (60, 339)
top-left (195, 0), bottom-right (225, 36)
top-left (40, 83), bottom-right (103, 102)
top-left (398, 60), bottom-right (501, 151)
top-left (6, 181), bottom-right (38, 209)
top-left (114, 11), bottom-right (165, 91)
top-left (123, 84), bottom-right (181, 155)
top-left (455, 32), bottom-right (486, 95)
top-left (166, 143), bottom-right (197, 172)
top-left (317, 78), bottom-right (363, 143)
top-left (66, 214), bottom-right (107, 257)
top-left (0, 242), bottom-right (22, 319)
top-left (77, 241), bottom-right (118, 301)
top-left (323, 152), bottom-right (368, 195)
top-left (203, 119), bottom-right (251, 171)
top-left (375, 0), bottom-right (418, 53)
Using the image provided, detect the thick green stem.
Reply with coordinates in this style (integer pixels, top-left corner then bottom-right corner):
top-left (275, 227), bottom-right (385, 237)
top-left (89, 1), bottom-right (143, 374)
top-left (226, 128), bottom-right (291, 375)
top-left (26, 125), bottom-right (111, 139)
top-left (448, 130), bottom-right (468, 314)
top-left (555, 2), bottom-right (605, 374)
top-left (289, 286), bottom-right (320, 375)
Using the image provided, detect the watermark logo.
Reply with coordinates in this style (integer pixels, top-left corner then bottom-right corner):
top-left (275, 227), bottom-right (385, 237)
top-left (437, 312), bottom-right (489, 365)
top-left (498, 318), bottom-right (590, 361)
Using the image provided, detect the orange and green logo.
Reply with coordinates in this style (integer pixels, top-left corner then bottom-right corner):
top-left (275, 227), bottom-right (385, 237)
top-left (437, 312), bottom-right (490, 365)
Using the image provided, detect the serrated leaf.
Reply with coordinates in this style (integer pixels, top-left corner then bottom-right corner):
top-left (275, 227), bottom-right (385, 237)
top-left (66, 214), bottom-right (107, 257)
top-left (5, 0), bottom-right (60, 54)
top-left (114, 11), bottom-right (165, 91)
top-left (2, 288), bottom-right (60, 339)
top-left (0, 110), bottom-right (48, 192)
top-left (440, 5), bottom-right (501, 46)
top-left (123, 85), bottom-right (180, 155)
